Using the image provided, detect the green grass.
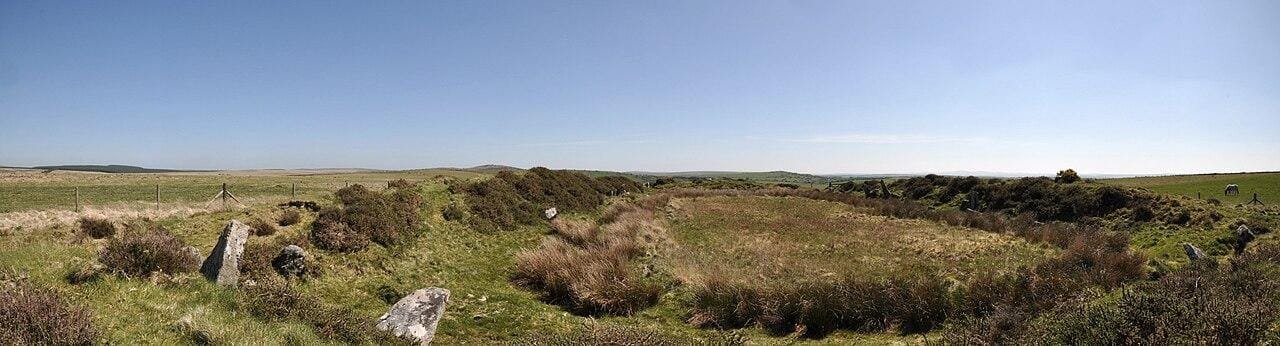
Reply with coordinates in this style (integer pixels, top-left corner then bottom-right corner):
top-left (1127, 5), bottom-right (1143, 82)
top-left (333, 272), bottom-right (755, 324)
top-left (0, 169), bottom-right (484, 213)
top-left (1105, 172), bottom-right (1280, 206)
top-left (666, 196), bottom-right (1054, 283)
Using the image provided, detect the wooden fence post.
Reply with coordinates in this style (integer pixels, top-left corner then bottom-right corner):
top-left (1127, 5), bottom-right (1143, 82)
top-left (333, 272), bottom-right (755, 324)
top-left (74, 186), bottom-right (80, 212)
top-left (155, 185), bottom-right (161, 211)
top-left (291, 183), bottom-right (296, 200)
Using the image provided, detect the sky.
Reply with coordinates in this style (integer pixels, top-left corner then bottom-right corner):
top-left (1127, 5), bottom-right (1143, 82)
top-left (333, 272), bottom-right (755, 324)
top-left (1, 1), bottom-right (1278, 175)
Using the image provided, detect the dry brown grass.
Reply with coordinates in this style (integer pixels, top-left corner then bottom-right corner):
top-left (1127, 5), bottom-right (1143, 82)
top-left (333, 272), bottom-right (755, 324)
top-left (513, 196), bottom-right (673, 316)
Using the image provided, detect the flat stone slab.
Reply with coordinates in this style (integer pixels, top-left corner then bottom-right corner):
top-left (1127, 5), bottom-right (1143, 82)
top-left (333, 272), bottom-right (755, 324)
top-left (200, 220), bottom-right (251, 287)
top-left (377, 287), bottom-right (450, 345)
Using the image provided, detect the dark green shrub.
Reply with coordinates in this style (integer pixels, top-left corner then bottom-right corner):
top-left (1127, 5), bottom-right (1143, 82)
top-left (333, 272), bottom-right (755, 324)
top-left (278, 209), bottom-right (302, 226)
top-left (78, 217), bottom-right (115, 239)
top-left (0, 281), bottom-right (99, 345)
top-left (98, 222), bottom-right (199, 277)
top-left (1055, 168), bottom-right (1081, 183)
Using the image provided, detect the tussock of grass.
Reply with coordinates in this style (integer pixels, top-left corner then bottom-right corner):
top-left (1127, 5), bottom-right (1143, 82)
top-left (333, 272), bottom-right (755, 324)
top-left (513, 197), bottom-right (670, 316)
top-left (77, 216), bottom-right (116, 239)
top-left (277, 209), bottom-right (302, 226)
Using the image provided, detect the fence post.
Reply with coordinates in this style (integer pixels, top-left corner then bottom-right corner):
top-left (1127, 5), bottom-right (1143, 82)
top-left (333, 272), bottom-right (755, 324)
top-left (222, 183), bottom-right (228, 208)
top-left (291, 183), bottom-right (296, 200)
top-left (74, 186), bottom-right (80, 212)
top-left (155, 185), bottom-right (161, 211)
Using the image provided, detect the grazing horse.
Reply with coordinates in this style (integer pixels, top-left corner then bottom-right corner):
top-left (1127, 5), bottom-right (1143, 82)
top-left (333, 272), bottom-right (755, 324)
top-left (1225, 184), bottom-right (1240, 196)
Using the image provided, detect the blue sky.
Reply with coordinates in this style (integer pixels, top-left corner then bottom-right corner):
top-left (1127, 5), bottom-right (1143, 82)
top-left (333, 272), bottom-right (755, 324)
top-left (2, 1), bottom-right (1277, 174)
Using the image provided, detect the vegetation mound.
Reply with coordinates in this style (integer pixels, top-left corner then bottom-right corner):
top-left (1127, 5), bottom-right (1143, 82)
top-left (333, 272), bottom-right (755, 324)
top-left (98, 220), bottom-right (199, 277)
top-left (78, 217), bottom-right (116, 239)
top-left (0, 281), bottom-right (99, 345)
top-left (459, 168), bottom-right (641, 232)
top-left (310, 180), bottom-right (424, 252)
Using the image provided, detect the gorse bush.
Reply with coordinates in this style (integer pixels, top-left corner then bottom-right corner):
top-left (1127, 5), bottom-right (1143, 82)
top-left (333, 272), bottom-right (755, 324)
top-left (1055, 168), bottom-right (1081, 183)
top-left (0, 281), bottom-right (99, 345)
top-left (78, 217), bottom-right (115, 239)
top-left (99, 220), bottom-right (199, 277)
top-left (310, 183), bottom-right (423, 252)
top-left (461, 168), bottom-right (643, 231)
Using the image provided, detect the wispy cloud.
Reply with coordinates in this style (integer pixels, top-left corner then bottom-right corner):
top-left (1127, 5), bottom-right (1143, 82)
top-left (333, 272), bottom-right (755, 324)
top-left (785, 133), bottom-right (989, 144)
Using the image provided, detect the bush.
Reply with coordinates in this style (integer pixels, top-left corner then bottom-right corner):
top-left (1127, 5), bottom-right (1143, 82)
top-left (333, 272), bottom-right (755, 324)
top-left (99, 221), bottom-right (199, 277)
top-left (689, 273), bottom-right (951, 338)
top-left (0, 281), bottom-right (99, 345)
top-left (311, 209), bottom-right (370, 253)
top-left (461, 168), bottom-right (643, 231)
top-left (278, 209), bottom-right (303, 226)
top-left (1055, 169), bottom-right (1081, 183)
top-left (248, 218), bottom-right (278, 236)
top-left (310, 183), bottom-right (423, 252)
top-left (78, 217), bottom-right (115, 239)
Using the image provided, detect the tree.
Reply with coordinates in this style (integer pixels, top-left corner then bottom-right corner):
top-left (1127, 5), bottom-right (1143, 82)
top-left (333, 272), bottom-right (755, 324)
top-left (1055, 169), bottom-right (1081, 184)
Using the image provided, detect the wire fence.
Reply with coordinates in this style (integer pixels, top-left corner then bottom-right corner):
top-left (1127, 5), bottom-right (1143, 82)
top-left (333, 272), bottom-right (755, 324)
top-left (0, 180), bottom-right (409, 214)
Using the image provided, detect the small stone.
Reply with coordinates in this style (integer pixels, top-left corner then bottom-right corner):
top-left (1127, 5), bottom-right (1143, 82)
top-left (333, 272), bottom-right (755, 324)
top-left (377, 287), bottom-right (450, 345)
top-left (1183, 243), bottom-right (1207, 261)
top-left (271, 245), bottom-right (307, 278)
top-left (544, 208), bottom-right (558, 220)
top-left (199, 220), bottom-right (251, 287)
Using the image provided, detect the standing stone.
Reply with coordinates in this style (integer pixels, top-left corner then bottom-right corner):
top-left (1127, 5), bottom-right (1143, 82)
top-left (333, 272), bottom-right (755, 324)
top-left (377, 287), bottom-right (450, 345)
top-left (544, 208), bottom-right (558, 220)
top-left (272, 245), bottom-right (307, 278)
top-left (1183, 243), bottom-right (1208, 261)
top-left (200, 220), bottom-right (251, 287)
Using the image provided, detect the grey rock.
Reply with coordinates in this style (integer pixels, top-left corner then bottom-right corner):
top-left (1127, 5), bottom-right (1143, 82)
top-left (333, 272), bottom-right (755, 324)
top-left (377, 287), bottom-right (450, 345)
top-left (1183, 243), bottom-right (1208, 261)
top-left (199, 220), bottom-right (251, 287)
top-left (272, 245), bottom-right (307, 278)
top-left (544, 207), bottom-right (558, 220)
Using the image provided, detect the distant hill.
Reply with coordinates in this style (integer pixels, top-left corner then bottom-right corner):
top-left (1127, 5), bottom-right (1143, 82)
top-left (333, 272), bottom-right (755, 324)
top-left (631, 170), bottom-right (833, 185)
top-left (30, 165), bottom-right (190, 173)
top-left (461, 165), bottom-right (524, 174)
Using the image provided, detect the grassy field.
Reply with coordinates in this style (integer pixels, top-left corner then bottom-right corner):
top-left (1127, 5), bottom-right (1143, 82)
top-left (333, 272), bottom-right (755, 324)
top-left (1105, 172), bottom-right (1280, 206)
top-left (3, 173), bottom-right (1054, 344)
top-left (666, 196), bottom-right (1053, 283)
top-left (0, 168), bottom-right (485, 213)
